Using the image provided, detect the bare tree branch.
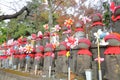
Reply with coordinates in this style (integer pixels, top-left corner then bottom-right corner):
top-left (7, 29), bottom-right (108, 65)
top-left (52, 0), bottom-right (63, 13)
top-left (0, 6), bottom-right (29, 21)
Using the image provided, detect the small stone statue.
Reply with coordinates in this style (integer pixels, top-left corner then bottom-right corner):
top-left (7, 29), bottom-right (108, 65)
top-left (90, 13), bottom-right (104, 43)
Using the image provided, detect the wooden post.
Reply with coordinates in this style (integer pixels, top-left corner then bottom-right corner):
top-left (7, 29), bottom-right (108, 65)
top-left (18, 63), bottom-right (20, 71)
top-left (49, 66), bottom-right (51, 78)
top-left (97, 38), bottom-right (102, 80)
top-left (68, 65), bottom-right (71, 80)
top-left (35, 65), bottom-right (37, 75)
top-left (25, 64), bottom-right (28, 72)
top-left (67, 51), bottom-right (71, 80)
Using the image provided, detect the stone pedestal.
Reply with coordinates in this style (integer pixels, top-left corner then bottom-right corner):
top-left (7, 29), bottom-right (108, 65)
top-left (91, 45), bottom-right (106, 80)
top-left (34, 58), bottom-right (43, 70)
top-left (43, 56), bottom-right (53, 76)
top-left (105, 55), bottom-right (120, 80)
top-left (19, 58), bottom-right (26, 69)
top-left (69, 50), bottom-right (77, 73)
top-left (13, 56), bottom-right (19, 70)
top-left (76, 55), bottom-right (91, 76)
top-left (27, 57), bottom-right (34, 71)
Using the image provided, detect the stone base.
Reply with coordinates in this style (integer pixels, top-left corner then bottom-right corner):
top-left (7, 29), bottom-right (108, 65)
top-left (105, 55), bottom-right (120, 80)
top-left (76, 55), bottom-right (91, 76)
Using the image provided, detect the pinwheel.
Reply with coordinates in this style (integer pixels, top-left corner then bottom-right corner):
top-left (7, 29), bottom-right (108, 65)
top-left (94, 29), bottom-right (109, 45)
top-left (43, 24), bottom-right (49, 30)
top-left (37, 31), bottom-right (43, 39)
top-left (24, 44), bottom-right (33, 54)
top-left (19, 46), bottom-right (24, 53)
top-left (82, 16), bottom-right (91, 24)
top-left (54, 25), bottom-right (61, 31)
top-left (64, 18), bottom-right (74, 28)
top-left (65, 36), bottom-right (78, 49)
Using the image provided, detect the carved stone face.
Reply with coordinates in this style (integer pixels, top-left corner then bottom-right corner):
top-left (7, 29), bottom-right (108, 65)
top-left (61, 34), bottom-right (69, 42)
top-left (91, 14), bottom-right (102, 22)
top-left (92, 16), bottom-right (101, 22)
top-left (36, 48), bottom-right (41, 52)
top-left (44, 47), bottom-right (53, 52)
top-left (74, 31), bottom-right (85, 40)
top-left (36, 46), bottom-right (44, 53)
top-left (106, 39), bottom-right (120, 46)
top-left (59, 44), bottom-right (67, 50)
top-left (75, 22), bottom-right (83, 28)
top-left (36, 40), bottom-right (42, 46)
top-left (74, 20), bottom-right (84, 29)
top-left (42, 38), bottom-right (49, 47)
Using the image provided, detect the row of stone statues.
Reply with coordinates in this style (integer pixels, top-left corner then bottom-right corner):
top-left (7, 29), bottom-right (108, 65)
top-left (0, 5), bottom-right (120, 80)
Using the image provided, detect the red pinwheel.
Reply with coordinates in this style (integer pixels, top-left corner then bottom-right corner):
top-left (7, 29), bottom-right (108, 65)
top-left (19, 46), bottom-right (23, 52)
top-left (64, 18), bottom-right (74, 28)
top-left (65, 36), bottom-right (78, 49)
top-left (44, 31), bottom-right (50, 38)
top-left (110, 2), bottom-right (116, 13)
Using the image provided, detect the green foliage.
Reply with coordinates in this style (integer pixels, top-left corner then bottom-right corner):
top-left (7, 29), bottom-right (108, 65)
top-left (7, 19), bottom-right (37, 39)
top-left (0, 21), bottom-right (7, 44)
top-left (103, 11), bottom-right (110, 27)
top-left (103, 2), bottom-right (112, 27)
